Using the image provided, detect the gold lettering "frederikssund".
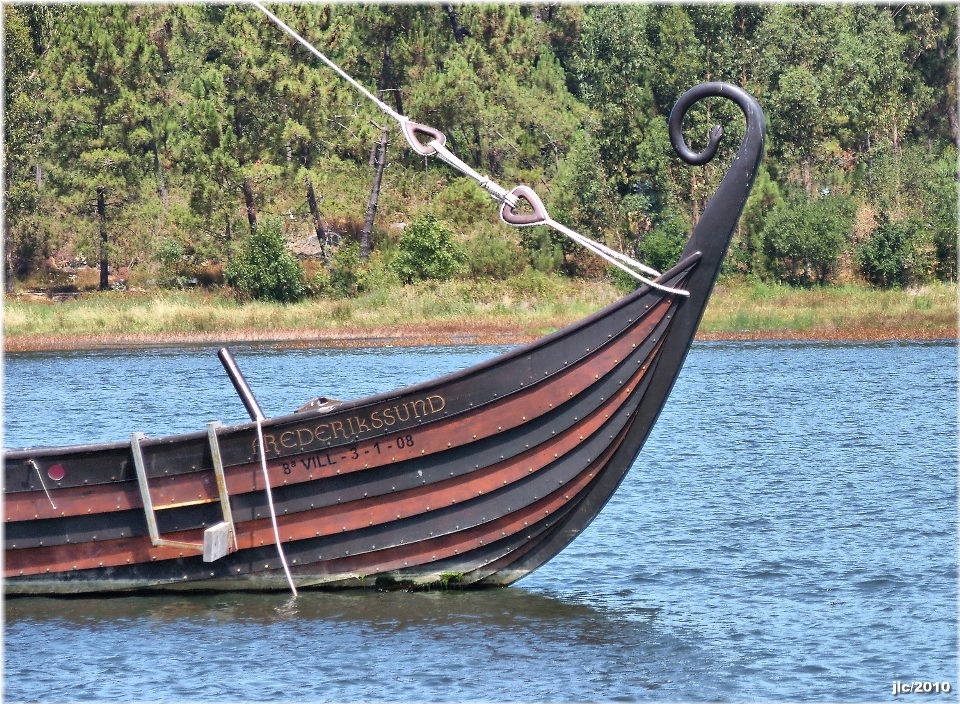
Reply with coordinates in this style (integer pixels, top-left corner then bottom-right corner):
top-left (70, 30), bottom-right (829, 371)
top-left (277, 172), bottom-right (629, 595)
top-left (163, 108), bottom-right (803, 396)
top-left (256, 394), bottom-right (446, 455)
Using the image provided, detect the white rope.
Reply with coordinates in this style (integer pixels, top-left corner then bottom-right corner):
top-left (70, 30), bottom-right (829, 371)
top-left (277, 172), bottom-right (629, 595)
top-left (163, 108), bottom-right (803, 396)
top-left (256, 418), bottom-right (298, 596)
top-left (27, 460), bottom-right (57, 510)
top-left (251, 0), bottom-right (688, 297)
top-left (430, 141), bottom-right (518, 207)
top-left (251, 1), bottom-right (402, 124)
top-left (544, 218), bottom-right (690, 296)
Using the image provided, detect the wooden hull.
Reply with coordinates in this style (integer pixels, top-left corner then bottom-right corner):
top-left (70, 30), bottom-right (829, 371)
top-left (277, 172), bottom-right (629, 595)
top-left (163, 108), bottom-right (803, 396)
top-left (4, 83), bottom-right (765, 594)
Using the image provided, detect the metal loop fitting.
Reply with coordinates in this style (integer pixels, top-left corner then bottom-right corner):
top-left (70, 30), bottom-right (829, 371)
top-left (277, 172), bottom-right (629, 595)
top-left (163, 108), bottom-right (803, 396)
top-left (399, 118), bottom-right (446, 156)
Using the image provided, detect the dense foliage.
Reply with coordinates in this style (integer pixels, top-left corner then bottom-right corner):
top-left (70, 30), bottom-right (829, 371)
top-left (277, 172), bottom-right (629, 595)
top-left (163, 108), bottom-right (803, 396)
top-left (762, 196), bottom-right (855, 286)
top-left (391, 215), bottom-right (466, 284)
top-left (3, 4), bottom-right (956, 296)
top-left (225, 218), bottom-right (306, 302)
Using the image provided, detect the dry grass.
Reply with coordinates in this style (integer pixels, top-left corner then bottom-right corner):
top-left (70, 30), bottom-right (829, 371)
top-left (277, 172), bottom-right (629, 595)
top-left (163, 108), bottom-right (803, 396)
top-left (4, 279), bottom-right (955, 352)
top-left (3, 276), bottom-right (619, 350)
top-left (699, 281), bottom-right (957, 341)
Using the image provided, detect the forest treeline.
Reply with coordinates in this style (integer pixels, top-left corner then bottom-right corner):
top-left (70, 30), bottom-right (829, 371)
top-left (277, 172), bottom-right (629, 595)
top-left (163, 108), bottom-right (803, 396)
top-left (4, 3), bottom-right (957, 301)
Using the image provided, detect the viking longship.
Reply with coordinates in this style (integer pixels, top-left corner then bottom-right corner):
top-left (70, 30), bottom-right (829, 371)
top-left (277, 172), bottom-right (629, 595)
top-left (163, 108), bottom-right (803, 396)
top-left (4, 7), bottom-right (764, 595)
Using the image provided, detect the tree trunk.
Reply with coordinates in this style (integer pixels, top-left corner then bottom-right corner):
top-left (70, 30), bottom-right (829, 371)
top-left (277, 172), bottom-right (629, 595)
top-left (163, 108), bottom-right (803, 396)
top-left (232, 111), bottom-right (257, 232)
top-left (146, 120), bottom-right (168, 204)
top-left (360, 34), bottom-right (396, 260)
top-left (472, 126), bottom-right (482, 168)
top-left (97, 185), bottom-right (108, 291)
top-left (242, 177), bottom-right (258, 232)
top-left (305, 177), bottom-right (328, 260)
top-left (947, 102), bottom-right (960, 152)
top-left (4, 214), bottom-right (13, 293)
top-left (392, 83), bottom-right (404, 118)
top-left (801, 158), bottom-right (813, 195)
top-left (225, 214), bottom-right (232, 268)
top-left (361, 126), bottom-right (388, 260)
top-left (283, 105), bottom-right (293, 165)
top-left (4, 257), bottom-right (13, 293)
top-left (443, 4), bottom-right (468, 43)
top-left (369, 38), bottom-right (393, 167)
top-left (151, 139), bottom-right (168, 204)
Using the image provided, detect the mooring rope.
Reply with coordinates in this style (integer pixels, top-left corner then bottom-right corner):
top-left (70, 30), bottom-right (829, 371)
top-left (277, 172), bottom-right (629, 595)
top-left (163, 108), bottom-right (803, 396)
top-left (255, 418), bottom-right (298, 596)
top-left (251, 1), bottom-right (688, 296)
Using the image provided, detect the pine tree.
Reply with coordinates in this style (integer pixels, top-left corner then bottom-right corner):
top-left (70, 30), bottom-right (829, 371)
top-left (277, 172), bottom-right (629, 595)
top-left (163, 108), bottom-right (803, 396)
top-left (3, 5), bottom-right (48, 287)
top-left (43, 6), bottom-right (161, 289)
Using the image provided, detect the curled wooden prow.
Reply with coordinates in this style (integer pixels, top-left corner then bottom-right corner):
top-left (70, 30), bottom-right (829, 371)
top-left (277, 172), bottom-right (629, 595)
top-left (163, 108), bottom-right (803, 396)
top-left (669, 82), bottom-right (766, 269)
top-left (669, 81), bottom-right (764, 168)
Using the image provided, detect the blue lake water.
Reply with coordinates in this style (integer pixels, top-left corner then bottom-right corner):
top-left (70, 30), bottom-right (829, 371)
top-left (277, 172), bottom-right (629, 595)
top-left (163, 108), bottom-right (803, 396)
top-left (3, 340), bottom-right (957, 701)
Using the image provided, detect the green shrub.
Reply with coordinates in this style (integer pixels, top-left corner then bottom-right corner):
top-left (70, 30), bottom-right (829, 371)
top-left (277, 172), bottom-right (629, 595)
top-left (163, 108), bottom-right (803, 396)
top-left (521, 228), bottom-right (566, 274)
top-left (608, 266), bottom-right (641, 294)
top-left (465, 232), bottom-right (526, 279)
top-left (305, 267), bottom-right (333, 298)
top-left (329, 241), bottom-right (366, 298)
top-left (225, 218), bottom-right (305, 303)
top-left (863, 144), bottom-right (956, 283)
top-left (729, 167), bottom-right (782, 277)
top-left (390, 215), bottom-right (466, 284)
top-left (434, 180), bottom-right (496, 226)
top-left (155, 238), bottom-right (189, 287)
top-left (857, 214), bottom-right (933, 288)
top-left (762, 196), bottom-right (853, 285)
top-left (507, 267), bottom-right (562, 298)
top-left (10, 220), bottom-right (48, 277)
top-left (156, 238), bottom-right (186, 270)
top-left (637, 214), bottom-right (688, 274)
top-left (929, 148), bottom-right (958, 281)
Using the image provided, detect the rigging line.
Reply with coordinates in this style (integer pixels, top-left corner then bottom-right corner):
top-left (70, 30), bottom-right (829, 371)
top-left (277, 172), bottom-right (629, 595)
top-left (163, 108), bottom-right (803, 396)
top-left (255, 418), bottom-right (299, 596)
top-left (251, 0), bottom-right (687, 296)
top-left (251, 1), bottom-right (402, 124)
top-left (547, 218), bottom-right (661, 277)
top-left (545, 218), bottom-right (690, 296)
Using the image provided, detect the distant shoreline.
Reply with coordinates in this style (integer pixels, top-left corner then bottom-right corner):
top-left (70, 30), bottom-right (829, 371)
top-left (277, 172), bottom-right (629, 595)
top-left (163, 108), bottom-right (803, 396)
top-left (5, 322), bottom-right (955, 353)
top-left (6, 281), bottom-right (956, 353)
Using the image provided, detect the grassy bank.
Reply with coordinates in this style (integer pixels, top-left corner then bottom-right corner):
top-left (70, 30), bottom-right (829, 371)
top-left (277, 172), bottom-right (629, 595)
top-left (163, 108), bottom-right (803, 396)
top-left (699, 281), bottom-right (957, 340)
top-left (4, 278), bottom-right (956, 352)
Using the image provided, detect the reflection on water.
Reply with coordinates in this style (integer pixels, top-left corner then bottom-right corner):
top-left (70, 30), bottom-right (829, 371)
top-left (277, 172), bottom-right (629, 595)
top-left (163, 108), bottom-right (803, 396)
top-left (6, 589), bottom-right (682, 701)
top-left (6, 588), bottom-right (626, 630)
top-left (4, 340), bottom-right (957, 701)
